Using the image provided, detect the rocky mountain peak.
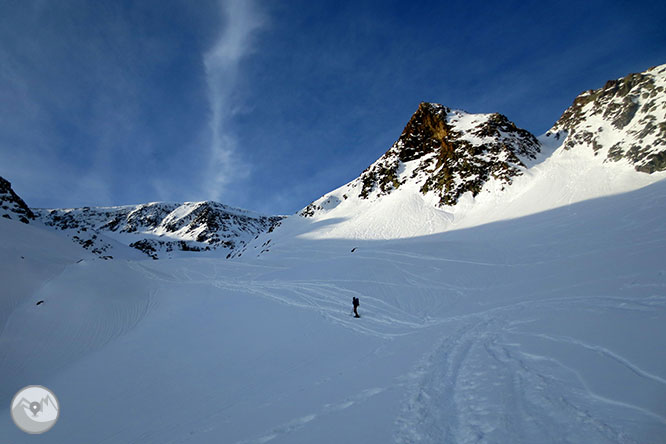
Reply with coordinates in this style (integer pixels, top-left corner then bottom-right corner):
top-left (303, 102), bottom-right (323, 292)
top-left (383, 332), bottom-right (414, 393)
top-left (549, 63), bottom-right (666, 173)
top-left (0, 176), bottom-right (35, 224)
top-left (395, 102), bottom-right (453, 162)
top-left (301, 103), bottom-right (540, 217)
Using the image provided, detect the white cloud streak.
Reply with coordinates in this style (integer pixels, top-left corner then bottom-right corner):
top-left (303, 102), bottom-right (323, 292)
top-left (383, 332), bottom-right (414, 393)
top-left (203, 0), bottom-right (265, 202)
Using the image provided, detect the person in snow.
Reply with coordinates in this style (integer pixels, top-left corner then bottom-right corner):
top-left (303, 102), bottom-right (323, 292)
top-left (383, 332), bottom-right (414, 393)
top-left (352, 297), bottom-right (360, 318)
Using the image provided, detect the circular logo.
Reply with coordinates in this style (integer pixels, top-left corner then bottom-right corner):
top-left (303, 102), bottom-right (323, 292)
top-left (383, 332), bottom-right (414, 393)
top-left (11, 385), bottom-right (60, 434)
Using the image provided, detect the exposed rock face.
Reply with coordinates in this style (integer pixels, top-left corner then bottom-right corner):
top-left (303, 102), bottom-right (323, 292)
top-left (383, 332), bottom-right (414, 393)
top-left (302, 102), bottom-right (540, 216)
top-left (549, 64), bottom-right (666, 173)
top-left (0, 176), bottom-right (35, 224)
top-left (36, 202), bottom-right (283, 259)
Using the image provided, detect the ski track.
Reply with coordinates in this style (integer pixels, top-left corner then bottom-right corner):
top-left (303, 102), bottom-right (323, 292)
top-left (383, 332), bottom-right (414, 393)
top-left (121, 258), bottom-right (666, 443)
top-left (212, 280), bottom-right (427, 339)
top-left (234, 387), bottom-right (388, 444)
top-left (394, 295), bottom-right (666, 444)
top-left (529, 333), bottom-right (666, 388)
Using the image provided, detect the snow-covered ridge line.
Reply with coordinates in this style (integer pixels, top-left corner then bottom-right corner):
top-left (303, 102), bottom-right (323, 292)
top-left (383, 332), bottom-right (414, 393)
top-left (34, 200), bottom-right (283, 260)
top-left (34, 199), bottom-right (268, 219)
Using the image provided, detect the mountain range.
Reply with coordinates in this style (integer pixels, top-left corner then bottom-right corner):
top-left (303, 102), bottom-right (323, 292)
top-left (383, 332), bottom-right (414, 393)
top-left (1, 63), bottom-right (665, 258)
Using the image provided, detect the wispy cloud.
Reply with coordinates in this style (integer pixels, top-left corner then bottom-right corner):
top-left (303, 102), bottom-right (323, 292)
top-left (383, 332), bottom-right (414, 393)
top-left (203, 0), bottom-right (265, 202)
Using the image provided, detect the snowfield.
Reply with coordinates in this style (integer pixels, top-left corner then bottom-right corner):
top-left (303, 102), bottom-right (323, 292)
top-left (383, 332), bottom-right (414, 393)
top-left (2, 165), bottom-right (666, 442)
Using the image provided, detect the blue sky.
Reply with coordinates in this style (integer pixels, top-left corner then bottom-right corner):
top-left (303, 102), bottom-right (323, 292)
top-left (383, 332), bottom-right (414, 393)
top-left (1, 0), bottom-right (665, 214)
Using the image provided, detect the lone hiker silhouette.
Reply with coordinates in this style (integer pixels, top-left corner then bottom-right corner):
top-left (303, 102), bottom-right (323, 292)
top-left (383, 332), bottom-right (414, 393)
top-left (352, 297), bottom-right (360, 318)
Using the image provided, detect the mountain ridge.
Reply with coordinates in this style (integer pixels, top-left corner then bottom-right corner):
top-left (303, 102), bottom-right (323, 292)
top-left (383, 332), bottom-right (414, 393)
top-left (300, 63), bottom-right (666, 224)
top-left (35, 201), bottom-right (283, 259)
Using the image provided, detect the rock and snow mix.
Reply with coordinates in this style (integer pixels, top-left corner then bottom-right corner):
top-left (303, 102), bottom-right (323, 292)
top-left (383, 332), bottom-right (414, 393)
top-left (295, 64), bottom-right (666, 241)
top-left (0, 176), bottom-right (35, 224)
top-left (301, 102), bottom-right (540, 217)
top-left (34, 201), bottom-right (282, 259)
top-left (550, 64), bottom-right (666, 173)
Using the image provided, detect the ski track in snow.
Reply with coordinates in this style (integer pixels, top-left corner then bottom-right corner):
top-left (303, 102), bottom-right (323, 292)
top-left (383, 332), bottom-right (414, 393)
top-left (394, 298), bottom-right (665, 444)
top-left (123, 253), bottom-right (666, 443)
top-left (235, 387), bottom-right (388, 444)
top-left (128, 259), bottom-right (438, 338)
top-left (529, 333), bottom-right (666, 388)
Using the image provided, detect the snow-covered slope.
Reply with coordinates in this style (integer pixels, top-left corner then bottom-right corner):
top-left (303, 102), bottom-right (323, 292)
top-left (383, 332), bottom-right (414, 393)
top-left (0, 217), bottom-right (89, 333)
top-left (1, 179), bottom-right (665, 443)
top-left (36, 202), bottom-right (282, 259)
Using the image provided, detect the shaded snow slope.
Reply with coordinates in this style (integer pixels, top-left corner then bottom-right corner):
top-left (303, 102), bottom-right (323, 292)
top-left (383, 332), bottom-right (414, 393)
top-left (0, 218), bottom-right (89, 333)
top-left (1, 180), bottom-right (665, 443)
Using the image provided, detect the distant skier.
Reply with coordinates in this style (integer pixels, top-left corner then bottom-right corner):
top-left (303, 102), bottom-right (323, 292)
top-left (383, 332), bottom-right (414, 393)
top-left (352, 297), bottom-right (360, 318)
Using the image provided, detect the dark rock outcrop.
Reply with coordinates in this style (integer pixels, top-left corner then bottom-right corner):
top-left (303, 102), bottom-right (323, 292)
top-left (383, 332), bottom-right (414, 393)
top-left (0, 176), bottom-right (35, 224)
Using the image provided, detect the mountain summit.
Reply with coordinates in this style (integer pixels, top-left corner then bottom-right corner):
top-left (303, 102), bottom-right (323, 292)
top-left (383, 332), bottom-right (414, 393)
top-left (302, 103), bottom-right (540, 218)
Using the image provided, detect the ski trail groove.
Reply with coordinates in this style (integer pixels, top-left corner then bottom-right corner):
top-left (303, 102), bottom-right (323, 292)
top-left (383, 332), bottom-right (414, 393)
top-left (530, 333), bottom-right (666, 387)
